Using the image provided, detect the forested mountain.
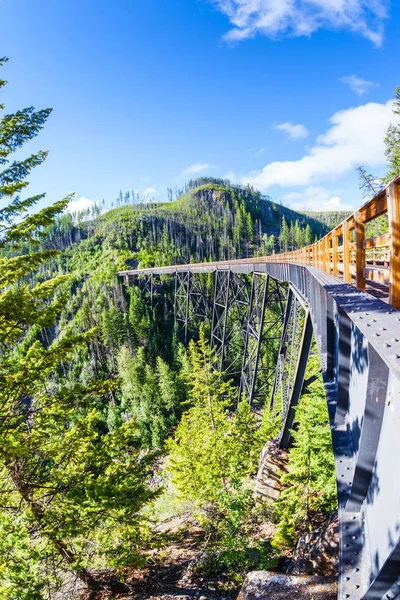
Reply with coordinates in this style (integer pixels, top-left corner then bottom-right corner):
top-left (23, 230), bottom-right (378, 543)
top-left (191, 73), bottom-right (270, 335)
top-left (2, 169), bottom-right (341, 596)
top-left (0, 56), bottom-right (345, 598)
top-left (301, 210), bottom-right (351, 230)
top-left (44, 177), bottom-right (336, 267)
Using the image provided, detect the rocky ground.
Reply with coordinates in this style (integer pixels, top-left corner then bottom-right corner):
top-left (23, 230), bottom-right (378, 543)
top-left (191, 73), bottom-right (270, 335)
top-left (79, 515), bottom-right (242, 600)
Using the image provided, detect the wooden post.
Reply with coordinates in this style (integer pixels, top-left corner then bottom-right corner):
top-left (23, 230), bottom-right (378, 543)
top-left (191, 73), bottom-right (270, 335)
top-left (320, 239), bottom-right (324, 271)
top-left (387, 182), bottom-right (400, 309)
top-left (332, 230), bottom-right (338, 277)
top-left (354, 211), bottom-right (366, 290)
top-left (324, 236), bottom-right (329, 273)
top-left (343, 220), bottom-right (351, 284)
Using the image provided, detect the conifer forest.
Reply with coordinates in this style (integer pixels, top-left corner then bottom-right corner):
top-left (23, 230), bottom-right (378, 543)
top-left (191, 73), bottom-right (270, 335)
top-left (1, 53), bottom-right (399, 600)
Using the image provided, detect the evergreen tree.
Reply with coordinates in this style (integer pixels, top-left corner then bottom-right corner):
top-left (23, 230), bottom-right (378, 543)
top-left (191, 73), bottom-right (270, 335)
top-left (356, 166), bottom-right (380, 198)
top-left (383, 87), bottom-right (400, 184)
top-left (0, 58), bottom-right (157, 597)
top-left (272, 352), bottom-right (337, 550)
top-left (280, 216), bottom-right (289, 252)
top-left (167, 330), bottom-right (261, 509)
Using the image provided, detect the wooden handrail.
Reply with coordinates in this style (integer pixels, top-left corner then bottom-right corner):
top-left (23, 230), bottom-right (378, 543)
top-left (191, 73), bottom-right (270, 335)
top-left (264, 176), bottom-right (400, 309)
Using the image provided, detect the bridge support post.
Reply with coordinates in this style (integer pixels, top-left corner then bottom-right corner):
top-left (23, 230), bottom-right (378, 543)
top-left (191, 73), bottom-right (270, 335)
top-left (174, 271), bottom-right (191, 342)
top-left (211, 270), bottom-right (252, 374)
top-left (278, 310), bottom-right (313, 448)
top-left (211, 269), bottom-right (231, 370)
top-left (355, 210), bottom-right (366, 290)
top-left (189, 272), bottom-right (209, 320)
top-left (387, 182), bottom-right (400, 309)
top-left (239, 274), bottom-right (286, 407)
top-left (269, 288), bottom-right (313, 446)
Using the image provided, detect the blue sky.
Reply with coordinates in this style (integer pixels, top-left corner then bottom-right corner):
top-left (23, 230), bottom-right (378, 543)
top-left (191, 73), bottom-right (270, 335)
top-left (1, 0), bottom-right (399, 213)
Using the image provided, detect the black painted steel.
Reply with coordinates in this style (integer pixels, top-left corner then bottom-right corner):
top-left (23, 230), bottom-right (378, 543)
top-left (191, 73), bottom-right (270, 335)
top-left (240, 274), bottom-right (286, 407)
top-left (278, 310), bottom-right (313, 449)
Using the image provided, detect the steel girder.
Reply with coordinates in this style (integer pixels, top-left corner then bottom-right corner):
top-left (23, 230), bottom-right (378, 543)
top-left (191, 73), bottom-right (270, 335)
top-left (239, 273), bottom-right (286, 408)
top-left (174, 271), bottom-right (210, 341)
top-left (137, 274), bottom-right (152, 296)
top-left (135, 273), bottom-right (165, 309)
top-left (188, 272), bottom-right (209, 320)
top-left (174, 271), bottom-right (191, 342)
top-left (210, 270), bottom-right (252, 373)
top-left (269, 286), bottom-right (314, 448)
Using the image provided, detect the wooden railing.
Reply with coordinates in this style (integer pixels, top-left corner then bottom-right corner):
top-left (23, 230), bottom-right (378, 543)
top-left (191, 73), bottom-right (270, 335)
top-left (265, 177), bottom-right (400, 309)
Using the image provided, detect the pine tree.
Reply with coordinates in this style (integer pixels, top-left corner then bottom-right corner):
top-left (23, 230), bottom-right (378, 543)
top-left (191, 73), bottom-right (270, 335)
top-left (0, 58), bottom-right (157, 597)
top-left (356, 166), bottom-right (380, 198)
top-left (383, 87), bottom-right (400, 184)
top-left (272, 352), bottom-right (337, 550)
top-left (167, 329), bottom-right (260, 508)
top-left (280, 216), bottom-right (289, 252)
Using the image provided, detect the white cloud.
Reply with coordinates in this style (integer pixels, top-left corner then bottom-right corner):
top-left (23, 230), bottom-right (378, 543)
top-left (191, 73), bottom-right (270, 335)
top-left (222, 170), bottom-right (240, 184)
top-left (143, 187), bottom-right (157, 196)
top-left (181, 162), bottom-right (215, 176)
top-left (66, 196), bottom-right (95, 213)
top-left (274, 122), bottom-right (309, 139)
top-left (341, 75), bottom-right (378, 96)
top-left (210, 0), bottom-right (387, 46)
top-left (283, 186), bottom-right (354, 212)
top-left (241, 99), bottom-right (398, 190)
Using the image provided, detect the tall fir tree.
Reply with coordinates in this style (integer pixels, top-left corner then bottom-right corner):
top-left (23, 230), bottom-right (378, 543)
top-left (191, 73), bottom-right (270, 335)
top-left (0, 57), bottom-right (157, 598)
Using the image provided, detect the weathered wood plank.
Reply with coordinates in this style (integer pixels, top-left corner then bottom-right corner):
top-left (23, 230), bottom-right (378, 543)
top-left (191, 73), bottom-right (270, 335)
top-left (387, 182), bottom-right (400, 309)
top-left (364, 233), bottom-right (390, 249)
top-left (343, 220), bottom-right (351, 284)
top-left (355, 210), bottom-right (366, 290)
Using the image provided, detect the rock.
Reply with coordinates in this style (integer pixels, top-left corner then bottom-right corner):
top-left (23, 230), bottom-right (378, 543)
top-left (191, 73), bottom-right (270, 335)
top-left (287, 512), bottom-right (339, 576)
top-left (237, 571), bottom-right (337, 600)
top-left (255, 441), bottom-right (289, 502)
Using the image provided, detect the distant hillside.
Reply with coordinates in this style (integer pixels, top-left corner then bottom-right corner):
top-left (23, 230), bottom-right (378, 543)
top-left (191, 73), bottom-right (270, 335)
top-left (81, 178), bottom-right (344, 268)
top-left (301, 210), bottom-right (352, 230)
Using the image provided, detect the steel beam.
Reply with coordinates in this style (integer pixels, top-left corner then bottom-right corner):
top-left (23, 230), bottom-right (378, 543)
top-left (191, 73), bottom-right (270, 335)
top-left (174, 270), bottom-right (191, 342)
top-left (210, 269), bottom-right (231, 369)
top-left (211, 270), bottom-right (253, 373)
top-left (278, 310), bottom-right (313, 449)
top-left (189, 272), bottom-right (209, 320)
top-left (240, 274), bottom-right (286, 407)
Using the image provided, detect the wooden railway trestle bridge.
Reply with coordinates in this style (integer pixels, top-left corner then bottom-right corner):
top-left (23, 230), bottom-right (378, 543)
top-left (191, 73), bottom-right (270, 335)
top-left (119, 178), bottom-right (400, 600)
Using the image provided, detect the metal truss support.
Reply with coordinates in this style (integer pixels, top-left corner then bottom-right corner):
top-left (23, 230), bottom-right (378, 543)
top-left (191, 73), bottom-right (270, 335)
top-left (278, 310), bottom-right (313, 448)
top-left (174, 271), bottom-right (190, 342)
top-left (149, 273), bottom-right (164, 308)
top-left (210, 270), bottom-right (230, 369)
top-left (211, 270), bottom-right (252, 373)
top-left (188, 272), bottom-right (209, 320)
top-left (269, 287), bottom-right (313, 447)
top-left (239, 273), bottom-right (286, 407)
top-left (137, 274), bottom-right (152, 297)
